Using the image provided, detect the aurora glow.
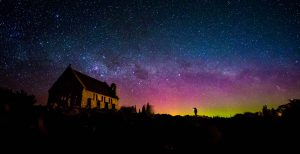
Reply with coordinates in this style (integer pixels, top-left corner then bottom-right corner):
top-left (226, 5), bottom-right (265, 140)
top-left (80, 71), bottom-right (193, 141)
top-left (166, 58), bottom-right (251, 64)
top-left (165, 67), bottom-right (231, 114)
top-left (1, 0), bottom-right (300, 116)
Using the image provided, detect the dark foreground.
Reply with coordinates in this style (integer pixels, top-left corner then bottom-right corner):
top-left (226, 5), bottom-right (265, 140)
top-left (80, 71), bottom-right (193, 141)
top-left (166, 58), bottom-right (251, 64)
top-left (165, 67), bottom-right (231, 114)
top-left (1, 106), bottom-right (300, 153)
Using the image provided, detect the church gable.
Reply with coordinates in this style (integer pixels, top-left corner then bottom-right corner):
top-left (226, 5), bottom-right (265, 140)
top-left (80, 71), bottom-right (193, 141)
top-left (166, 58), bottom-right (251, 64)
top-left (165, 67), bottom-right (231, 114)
top-left (49, 66), bottom-right (84, 93)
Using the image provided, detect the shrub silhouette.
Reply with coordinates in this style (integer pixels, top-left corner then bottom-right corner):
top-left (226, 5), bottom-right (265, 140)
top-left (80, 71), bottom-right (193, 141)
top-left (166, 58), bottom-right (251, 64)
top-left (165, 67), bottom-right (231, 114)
top-left (1, 89), bottom-right (300, 153)
top-left (280, 99), bottom-right (300, 119)
top-left (0, 87), bottom-right (36, 114)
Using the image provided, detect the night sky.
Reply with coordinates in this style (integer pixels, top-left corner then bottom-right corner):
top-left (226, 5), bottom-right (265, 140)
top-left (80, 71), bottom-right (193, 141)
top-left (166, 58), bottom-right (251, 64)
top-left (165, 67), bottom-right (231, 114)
top-left (1, 0), bottom-right (300, 116)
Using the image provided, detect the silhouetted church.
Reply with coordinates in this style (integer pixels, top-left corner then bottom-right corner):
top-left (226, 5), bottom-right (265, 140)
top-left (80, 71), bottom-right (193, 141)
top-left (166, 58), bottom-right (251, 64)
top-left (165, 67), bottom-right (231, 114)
top-left (48, 65), bottom-right (119, 110)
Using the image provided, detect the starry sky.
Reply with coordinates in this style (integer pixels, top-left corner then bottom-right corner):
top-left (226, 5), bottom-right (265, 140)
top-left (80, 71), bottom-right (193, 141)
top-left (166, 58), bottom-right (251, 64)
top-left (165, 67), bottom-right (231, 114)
top-left (1, 0), bottom-right (300, 116)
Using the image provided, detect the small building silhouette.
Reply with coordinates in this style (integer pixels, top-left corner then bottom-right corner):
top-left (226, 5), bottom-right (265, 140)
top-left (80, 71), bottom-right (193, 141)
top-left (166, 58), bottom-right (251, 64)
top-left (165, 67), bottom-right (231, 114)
top-left (47, 65), bottom-right (119, 110)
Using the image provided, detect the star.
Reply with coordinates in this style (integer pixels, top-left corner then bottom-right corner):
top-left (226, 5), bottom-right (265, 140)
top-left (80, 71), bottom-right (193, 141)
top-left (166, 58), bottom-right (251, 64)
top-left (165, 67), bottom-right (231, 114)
top-left (0, 0), bottom-right (299, 116)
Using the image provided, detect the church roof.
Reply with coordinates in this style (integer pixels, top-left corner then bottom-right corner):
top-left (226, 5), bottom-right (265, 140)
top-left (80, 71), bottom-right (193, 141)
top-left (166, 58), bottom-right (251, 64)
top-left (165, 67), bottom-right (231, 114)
top-left (71, 66), bottom-right (119, 99)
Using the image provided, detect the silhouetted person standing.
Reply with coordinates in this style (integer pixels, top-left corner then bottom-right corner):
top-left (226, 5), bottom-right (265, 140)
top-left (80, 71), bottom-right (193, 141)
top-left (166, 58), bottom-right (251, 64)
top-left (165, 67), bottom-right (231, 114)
top-left (193, 108), bottom-right (198, 117)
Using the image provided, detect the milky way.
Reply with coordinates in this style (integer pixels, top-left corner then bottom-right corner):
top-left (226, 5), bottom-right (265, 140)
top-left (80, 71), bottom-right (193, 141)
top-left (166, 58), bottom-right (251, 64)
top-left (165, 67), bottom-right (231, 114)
top-left (1, 0), bottom-right (300, 116)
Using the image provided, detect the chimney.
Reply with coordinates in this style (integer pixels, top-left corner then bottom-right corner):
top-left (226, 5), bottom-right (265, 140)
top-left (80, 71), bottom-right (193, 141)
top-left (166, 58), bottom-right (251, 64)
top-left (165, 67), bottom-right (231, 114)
top-left (111, 83), bottom-right (116, 95)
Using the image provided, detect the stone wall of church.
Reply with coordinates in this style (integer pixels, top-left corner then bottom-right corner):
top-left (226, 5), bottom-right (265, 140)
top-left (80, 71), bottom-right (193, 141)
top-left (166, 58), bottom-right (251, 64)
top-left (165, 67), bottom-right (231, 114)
top-left (81, 89), bottom-right (119, 110)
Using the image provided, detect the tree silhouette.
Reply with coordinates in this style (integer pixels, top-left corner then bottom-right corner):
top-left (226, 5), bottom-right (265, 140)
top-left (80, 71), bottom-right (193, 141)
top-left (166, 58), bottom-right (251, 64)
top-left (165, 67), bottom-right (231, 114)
top-left (142, 105), bottom-right (146, 114)
top-left (0, 87), bottom-right (36, 113)
top-left (134, 105), bottom-right (137, 113)
top-left (281, 99), bottom-right (300, 119)
top-left (146, 102), bottom-right (154, 115)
